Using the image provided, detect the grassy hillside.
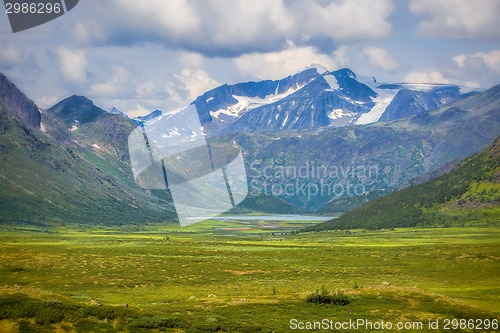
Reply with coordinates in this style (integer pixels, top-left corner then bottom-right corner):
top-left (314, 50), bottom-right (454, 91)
top-left (0, 99), bottom-right (176, 226)
top-left (306, 136), bottom-right (500, 231)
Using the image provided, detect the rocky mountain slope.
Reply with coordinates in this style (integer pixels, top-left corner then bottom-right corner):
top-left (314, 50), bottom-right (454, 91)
top-left (306, 136), bottom-right (500, 231)
top-left (0, 73), bottom-right (40, 128)
top-left (0, 81), bottom-right (175, 226)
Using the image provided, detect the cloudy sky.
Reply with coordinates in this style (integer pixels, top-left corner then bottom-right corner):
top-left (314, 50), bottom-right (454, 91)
top-left (1, 0), bottom-right (499, 116)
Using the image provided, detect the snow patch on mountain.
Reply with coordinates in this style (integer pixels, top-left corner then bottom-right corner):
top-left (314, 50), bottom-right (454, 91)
top-left (356, 88), bottom-right (399, 125)
top-left (282, 113), bottom-right (289, 126)
top-left (328, 109), bottom-right (353, 120)
top-left (162, 127), bottom-right (181, 138)
top-left (323, 74), bottom-right (340, 90)
top-left (343, 96), bottom-right (366, 105)
top-left (210, 85), bottom-right (305, 119)
top-left (398, 83), bottom-right (439, 92)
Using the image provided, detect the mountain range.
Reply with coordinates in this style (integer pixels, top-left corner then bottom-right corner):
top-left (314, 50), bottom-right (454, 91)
top-left (191, 67), bottom-right (477, 134)
top-left (111, 67), bottom-right (478, 134)
top-left (209, 76), bottom-right (499, 211)
top-left (306, 135), bottom-right (500, 231)
top-left (0, 68), bottom-right (499, 225)
top-left (0, 76), bottom-right (175, 226)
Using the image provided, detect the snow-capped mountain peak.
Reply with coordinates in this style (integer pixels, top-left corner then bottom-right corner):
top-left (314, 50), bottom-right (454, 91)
top-left (180, 67), bottom-right (480, 134)
top-left (132, 109), bottom-right (163, 124)
top-left (107, 107), bottom-right (127, 117)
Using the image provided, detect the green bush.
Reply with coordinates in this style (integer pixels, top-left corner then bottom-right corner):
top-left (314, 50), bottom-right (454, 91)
top-left (128, 316), bottom-right (184, 329)
top-left (305, 286), bottom-right (350, 305)
top-left (0, 294), bottom-right (133, 330)
top-left (18, 320), bottom-right (37, 333)
top-left (34, 301), bottom-right (66, 324)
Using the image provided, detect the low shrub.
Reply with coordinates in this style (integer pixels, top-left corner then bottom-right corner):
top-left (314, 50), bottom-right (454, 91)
top-left (128, 316), bottom-right (184, 329)
top-left (305, 286), bottom-right (350, 305)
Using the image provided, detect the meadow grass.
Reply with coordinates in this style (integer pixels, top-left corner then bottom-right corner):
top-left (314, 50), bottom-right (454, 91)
top-left (0, 224), bottom-right (498, 332)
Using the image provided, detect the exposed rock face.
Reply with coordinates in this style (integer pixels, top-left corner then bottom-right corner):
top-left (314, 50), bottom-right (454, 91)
top-left (0, 73), bottom-right (41, 128)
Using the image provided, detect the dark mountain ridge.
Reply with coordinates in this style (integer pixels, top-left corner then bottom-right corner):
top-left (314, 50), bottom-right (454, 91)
top-left (0, 73), bottom-right (40, 128)
top-left (379, 85), bottom-right (475, 122)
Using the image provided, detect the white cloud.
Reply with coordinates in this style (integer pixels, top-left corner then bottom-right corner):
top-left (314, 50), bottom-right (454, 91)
top-left (404, 71), bottom-right (450, 84)
top-left (332, 45), bottom-right (351, 69)
top-left (36, 96), bottom-right (60, 109)
top-left (175, 51), bottom-right (206, 69)
top-left (135, 80), bottom-right (157, 98)
top-left (72, 20), bottom-right (106, 45)
top-left (403, 50), bottom-right (500, 88)
top-left (88, 65), bottom-right (132, 97)
top-left (127, 103), bottom-right (152, 118)
top-left (452, 50), bottom-right (500, 73)
top-left (166, 69), bottom-right (220, 106)
top-left (410, 0), bottom-right (500, 40)
top-left (359, 47), bottom-right (401, 72)
top-left (85, 0), bottom-right (394, 55)
top-left (181, 69), bottom-right (220, 101)
top-left (0, 44), bottom-right (23, 65)
top-left (107, 0), bottom-right (201, 37)
top-left (234, 42), bottom-right (342, 80)
top-left (57, 47), bottom-right (88, 82)
top-left (89, 82), bottom-right (120, 97)
top-left (293, 0), bottom-right (394, 40)
top-left (206, 0), bottom-right (293, 47)
top-left (445, 50), bottom-right (500, 88)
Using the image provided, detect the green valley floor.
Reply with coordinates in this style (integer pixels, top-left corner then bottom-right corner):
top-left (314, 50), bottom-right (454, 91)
top-left (0, 223), bottom-right (498, 332)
